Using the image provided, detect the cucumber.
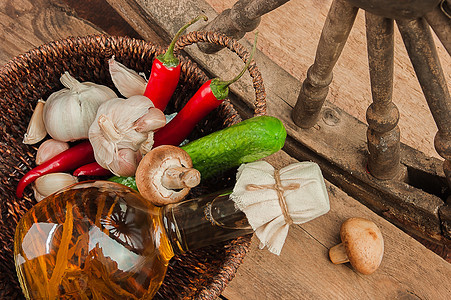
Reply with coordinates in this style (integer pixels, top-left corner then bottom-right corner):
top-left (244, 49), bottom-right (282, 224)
top-left (108, 175), bottom-right (138, 191)
top-left (108, 115), bottom-right (286, 186)
top-left (181, 115), bottom-right (286, 179)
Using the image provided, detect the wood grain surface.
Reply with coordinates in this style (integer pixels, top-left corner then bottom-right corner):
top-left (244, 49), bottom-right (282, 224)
top-left (0, 0), bottom-right (101, 64)
top-left (0, 0), bottom-right (161, 65)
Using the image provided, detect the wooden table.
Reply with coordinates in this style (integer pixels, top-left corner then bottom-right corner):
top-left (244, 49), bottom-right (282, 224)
top-left (1, 1), bottom-right (450, 299)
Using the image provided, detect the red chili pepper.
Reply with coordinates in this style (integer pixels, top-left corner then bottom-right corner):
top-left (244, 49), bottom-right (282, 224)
top-left (153, 33), bottom-right (258, 148)
top-left (16, 140), bottom-right (95, 198)
top-left (73, 162), bottom-right (112, 177)
top-left (144, 15), bottom-right (208, 112)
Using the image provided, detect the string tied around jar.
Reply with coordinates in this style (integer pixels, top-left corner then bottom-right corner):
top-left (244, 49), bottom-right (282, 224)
top-left (231, 161), bottom-right (330, 255)
top-left (246, 169), bottom-right (300, 225)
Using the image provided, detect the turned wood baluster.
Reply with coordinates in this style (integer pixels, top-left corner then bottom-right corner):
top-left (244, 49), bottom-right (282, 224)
top-left (291, 0), bottom-right (359, 128)
top-left (365, 13), bottom-right (402, 179)
top-left (198, 0), bottom-right (290, 54)
top-left (424, 2), bottom-right (451, 55)
top-left (396, 17), bottom-right (451, 188)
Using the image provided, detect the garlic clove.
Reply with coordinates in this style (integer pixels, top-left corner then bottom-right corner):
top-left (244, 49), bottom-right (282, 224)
top-left (133, 108), bottom-right (166, 133)
top-left (36, 139), bottom-right (70, 165)
top-left (32, 188), bottom-right (46, 202)
top-left (140, 132), bottom-right (155, 155)
top-left (109, 148), bottom-right (141, 177)
top-left (33, 172), bottom-right (78, 201)
top-left (109, 57), bottom-right (147, 98)
top-left (98, 114), bottom-right (122, 143)
top-left (23, 99), bottom-right (47, 144)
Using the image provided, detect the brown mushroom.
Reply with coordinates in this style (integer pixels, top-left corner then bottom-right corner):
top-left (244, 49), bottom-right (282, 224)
top-left (329, 217), bottom-right (384, 275)
top-left (135, 145), bottom-right (201, 206)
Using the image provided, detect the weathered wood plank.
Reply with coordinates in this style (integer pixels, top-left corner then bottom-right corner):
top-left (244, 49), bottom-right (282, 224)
top-left (59, 0), bottom-right (143, 39)
top-left (0, 0), bottom-right (163, 67)
top-left (0, 0), bottom-right (104, 65)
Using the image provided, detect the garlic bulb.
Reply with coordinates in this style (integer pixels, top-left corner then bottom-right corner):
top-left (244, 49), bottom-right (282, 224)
top-left (23, 99), bottom-right (47, 144)
top-left (43, 72), bottom-right (117, 142)
top-left (33, 172), bottom-right (78, 202)
top-left (88, 95), bottom-right (166, 176)
top-left (36, 139), bottom-right (70, 165)
top-left (109, 57), bottom-right (147, 98)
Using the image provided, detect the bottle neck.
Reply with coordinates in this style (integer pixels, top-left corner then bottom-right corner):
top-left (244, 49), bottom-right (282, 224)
top-left (162, 190), bottom-right (253, 255)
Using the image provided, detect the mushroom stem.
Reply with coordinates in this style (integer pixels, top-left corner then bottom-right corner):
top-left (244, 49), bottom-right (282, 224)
top-left (162, 166), bottom-right (201, 190)
top-left (329, 243), bottom-right (350, 264)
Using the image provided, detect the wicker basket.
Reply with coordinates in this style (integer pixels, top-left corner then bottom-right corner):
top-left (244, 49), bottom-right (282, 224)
top-left (0, 32), bottom-right (266, 299)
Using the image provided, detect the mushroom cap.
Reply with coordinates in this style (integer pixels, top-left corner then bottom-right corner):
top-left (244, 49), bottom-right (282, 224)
top-left (135, 145), bottom-right (198, 206)
top-left (340, 217), bottom-right (384, 275)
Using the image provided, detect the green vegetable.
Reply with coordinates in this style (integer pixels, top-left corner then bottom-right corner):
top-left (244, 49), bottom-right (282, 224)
top-left (108, 175), bottom-right (138, 190)
top-left (108, 115), bottom-right (286, 186)
top-left (182, 115), bottom-right (286, 178)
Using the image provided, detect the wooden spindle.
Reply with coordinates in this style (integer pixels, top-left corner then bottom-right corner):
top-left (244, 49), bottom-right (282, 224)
top-left (365, 13), bottom-right (402, 180)
top-left (397, 17), bottom-right (451, 189)
top-left (198, 0), bottom-right (289, 54)
top-left (292, 0), bottom-right (358, 128)
top-left (424, 3), bottom-right (451, 56)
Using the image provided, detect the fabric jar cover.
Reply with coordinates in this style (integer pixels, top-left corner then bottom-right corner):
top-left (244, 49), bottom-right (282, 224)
top-left (230, 161), bottom-right (330, 255)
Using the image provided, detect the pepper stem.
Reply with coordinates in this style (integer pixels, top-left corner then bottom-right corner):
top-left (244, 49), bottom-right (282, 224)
top-left (158, 15), bottom-right (208, 67)
top-left (211, 32), bottom-right (258, 100)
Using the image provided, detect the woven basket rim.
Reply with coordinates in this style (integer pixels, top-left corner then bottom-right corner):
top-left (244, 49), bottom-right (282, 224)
top-left (0, 32), bottom-right (267, 117)
top-left (0, 34), bottom-right (159, 73)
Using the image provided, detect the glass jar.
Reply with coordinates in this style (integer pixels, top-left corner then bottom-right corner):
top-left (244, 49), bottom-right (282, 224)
top-left (14, 181), bottom-right (252, 299)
